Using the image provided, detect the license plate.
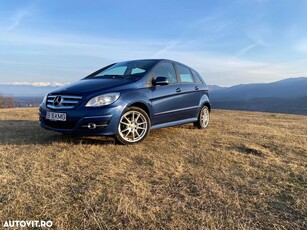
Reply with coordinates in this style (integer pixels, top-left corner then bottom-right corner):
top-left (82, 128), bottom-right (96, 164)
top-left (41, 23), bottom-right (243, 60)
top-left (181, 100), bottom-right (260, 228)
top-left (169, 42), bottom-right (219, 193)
top-left (46, 111), bottom-right (67, 121)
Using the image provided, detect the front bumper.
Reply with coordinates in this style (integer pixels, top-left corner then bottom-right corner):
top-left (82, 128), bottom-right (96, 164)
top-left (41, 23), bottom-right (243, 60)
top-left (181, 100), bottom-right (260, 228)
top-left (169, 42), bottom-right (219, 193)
top-left (39, 103), bottom-right (125, 136)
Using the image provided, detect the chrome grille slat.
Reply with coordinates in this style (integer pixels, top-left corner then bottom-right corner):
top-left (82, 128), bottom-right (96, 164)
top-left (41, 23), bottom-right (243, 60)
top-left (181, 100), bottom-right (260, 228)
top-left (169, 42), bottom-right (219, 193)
top-left (47, 94), bottom-right (82, 109)
top-left (61, 100), bottom-right (79, 104)
top-left (61, 95), bottom-right (82, 99)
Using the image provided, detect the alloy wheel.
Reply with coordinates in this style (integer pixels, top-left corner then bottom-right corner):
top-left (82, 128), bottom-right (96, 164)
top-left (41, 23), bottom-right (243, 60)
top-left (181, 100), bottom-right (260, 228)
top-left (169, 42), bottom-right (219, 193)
top-left (200, 106), bottom-right (210, 128)
top-left (118, 110), bottom-right (148, 143)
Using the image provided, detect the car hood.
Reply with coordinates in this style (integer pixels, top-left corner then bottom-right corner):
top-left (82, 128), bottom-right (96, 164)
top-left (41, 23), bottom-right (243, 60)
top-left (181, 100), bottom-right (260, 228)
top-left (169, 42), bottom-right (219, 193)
top-left (50, 78), bottom-right (136, 96)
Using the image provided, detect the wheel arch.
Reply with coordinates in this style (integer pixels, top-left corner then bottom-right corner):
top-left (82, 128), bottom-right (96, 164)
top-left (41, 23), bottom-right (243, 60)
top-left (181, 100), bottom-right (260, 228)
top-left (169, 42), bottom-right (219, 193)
top-left (199, 94), bottom-right (211, 112)
top-left (202, 102), bottom-right (211, 112)
top-left (127, 101), bottom-right (151, 117)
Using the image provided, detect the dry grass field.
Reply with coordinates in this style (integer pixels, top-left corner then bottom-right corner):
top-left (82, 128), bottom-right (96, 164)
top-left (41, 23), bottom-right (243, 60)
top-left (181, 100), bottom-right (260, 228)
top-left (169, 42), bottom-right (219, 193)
top-left (0, 108), bottom-right (306, 229)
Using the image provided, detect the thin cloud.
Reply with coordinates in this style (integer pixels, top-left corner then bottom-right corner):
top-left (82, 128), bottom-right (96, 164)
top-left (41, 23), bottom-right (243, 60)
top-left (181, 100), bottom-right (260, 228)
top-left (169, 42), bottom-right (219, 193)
top-left (6, 0), bottom-right (39, 31)
top-left (7, 9), bottom-right (31, 30)
top-left (233, 42), bottom-right (260, 58)
top-left (246, 25), bottom-right (271, 47)
top-left (152, 40), bottom-right (180, 57)
top-left (233, 29), bottom-right (271, 59)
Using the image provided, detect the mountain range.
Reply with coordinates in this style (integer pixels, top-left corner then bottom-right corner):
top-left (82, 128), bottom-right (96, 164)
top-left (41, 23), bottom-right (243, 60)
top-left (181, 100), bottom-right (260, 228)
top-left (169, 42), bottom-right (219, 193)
top-left (0, 77), bottom-right (306, 115)
top-left (209, 77), bottom-right (307, 115)
top-left (0, 82), bottom-right (68, 97)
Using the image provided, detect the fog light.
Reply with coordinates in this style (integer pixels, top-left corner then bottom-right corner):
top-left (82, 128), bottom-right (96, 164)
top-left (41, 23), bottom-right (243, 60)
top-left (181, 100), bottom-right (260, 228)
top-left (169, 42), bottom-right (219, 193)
top-left (88, 123), bottom-right (97, 129)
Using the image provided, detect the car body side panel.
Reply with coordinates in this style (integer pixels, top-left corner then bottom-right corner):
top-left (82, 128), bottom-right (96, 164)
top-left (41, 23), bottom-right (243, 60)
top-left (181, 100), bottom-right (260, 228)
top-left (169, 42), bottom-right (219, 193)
top-left (179, 83), bottom-right (202, 119)
top-left (149, 84), bottom-right (185, 125)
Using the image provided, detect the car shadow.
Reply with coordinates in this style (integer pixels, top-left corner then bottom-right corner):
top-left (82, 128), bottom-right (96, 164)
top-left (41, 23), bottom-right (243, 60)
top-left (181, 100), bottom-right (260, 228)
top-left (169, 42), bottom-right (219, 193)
top-left (0, 120), bottom-right (115, 145)
top-left (171, 124), bottom-right (196, 129)
top-left (0, 120), bottom-right (195, 146)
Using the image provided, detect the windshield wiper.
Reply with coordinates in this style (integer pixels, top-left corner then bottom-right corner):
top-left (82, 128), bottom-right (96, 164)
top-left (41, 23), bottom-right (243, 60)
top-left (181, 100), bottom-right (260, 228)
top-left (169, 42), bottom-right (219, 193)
top-left (124, 75), bottom-right (140, 80)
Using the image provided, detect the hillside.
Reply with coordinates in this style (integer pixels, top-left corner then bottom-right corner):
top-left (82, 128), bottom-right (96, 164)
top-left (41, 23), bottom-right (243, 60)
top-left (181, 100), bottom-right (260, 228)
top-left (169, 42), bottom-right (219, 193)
top-left (0, 108), bottom-right (306, 229)
top-left (210, 77), bottom-right (307, 115)
top-left (210, 77), bottom-right (307, 100)
top-left (212, 97), bottom-right (307, 115)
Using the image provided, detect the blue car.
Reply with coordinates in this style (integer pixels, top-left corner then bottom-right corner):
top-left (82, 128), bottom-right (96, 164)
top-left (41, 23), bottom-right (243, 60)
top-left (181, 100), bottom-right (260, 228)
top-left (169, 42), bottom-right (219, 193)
top-left (39, 59), bottom-right (211, 144)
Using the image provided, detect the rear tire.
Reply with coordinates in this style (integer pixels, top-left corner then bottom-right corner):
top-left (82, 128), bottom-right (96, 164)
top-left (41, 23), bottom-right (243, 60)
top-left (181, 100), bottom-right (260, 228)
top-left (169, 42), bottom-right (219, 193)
top-left (194, 105), bottom-right (210, 129)
top-left (115, 107), bottom-right (150, 145)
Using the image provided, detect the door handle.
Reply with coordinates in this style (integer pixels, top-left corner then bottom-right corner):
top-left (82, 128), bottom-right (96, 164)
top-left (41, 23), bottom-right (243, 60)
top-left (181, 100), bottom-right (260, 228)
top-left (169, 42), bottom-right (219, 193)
top-left (176, 88), bottom-right (182, 93)
top-left (195, 86), bottom-right (199, 90)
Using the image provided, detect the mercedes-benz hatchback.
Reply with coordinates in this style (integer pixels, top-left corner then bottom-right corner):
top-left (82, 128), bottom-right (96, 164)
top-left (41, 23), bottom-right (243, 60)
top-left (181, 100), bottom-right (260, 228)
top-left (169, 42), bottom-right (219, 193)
top-left (39, 59), bottom-right (211, 144)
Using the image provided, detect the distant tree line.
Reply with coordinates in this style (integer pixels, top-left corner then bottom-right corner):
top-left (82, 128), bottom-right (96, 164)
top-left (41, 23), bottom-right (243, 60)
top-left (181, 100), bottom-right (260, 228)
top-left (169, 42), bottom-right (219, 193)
top-left (0, 94), bottom-right (15, 108)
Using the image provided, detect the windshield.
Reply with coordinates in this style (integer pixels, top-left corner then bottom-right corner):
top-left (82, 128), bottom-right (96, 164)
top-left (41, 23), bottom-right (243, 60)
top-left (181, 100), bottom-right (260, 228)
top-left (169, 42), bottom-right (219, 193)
top-left (86, 60), bottom-right (157, 79)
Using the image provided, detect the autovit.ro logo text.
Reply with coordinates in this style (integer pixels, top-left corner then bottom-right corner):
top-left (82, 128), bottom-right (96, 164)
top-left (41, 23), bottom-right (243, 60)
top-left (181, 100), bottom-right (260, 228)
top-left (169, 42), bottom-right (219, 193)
top-left (2, 220), bottom-right (53, 228)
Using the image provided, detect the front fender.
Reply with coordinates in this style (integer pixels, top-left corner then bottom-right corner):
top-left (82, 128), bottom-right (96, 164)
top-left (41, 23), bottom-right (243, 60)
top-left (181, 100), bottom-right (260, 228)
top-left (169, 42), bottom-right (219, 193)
top-left (118, 88), bottom-right (153, 117)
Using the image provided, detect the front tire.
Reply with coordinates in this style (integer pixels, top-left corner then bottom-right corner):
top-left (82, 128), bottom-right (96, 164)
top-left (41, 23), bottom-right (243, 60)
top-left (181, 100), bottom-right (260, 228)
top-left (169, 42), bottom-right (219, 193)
top-left (194, 105), bottom-right (210, 129)
top-left (115, 107), bottom-right (150, 145)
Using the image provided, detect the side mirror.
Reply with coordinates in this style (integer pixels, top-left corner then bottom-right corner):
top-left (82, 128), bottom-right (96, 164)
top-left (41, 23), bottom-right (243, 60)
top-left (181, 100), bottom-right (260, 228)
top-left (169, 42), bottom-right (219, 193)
top-left (153, 76), bottom-right (169, 86)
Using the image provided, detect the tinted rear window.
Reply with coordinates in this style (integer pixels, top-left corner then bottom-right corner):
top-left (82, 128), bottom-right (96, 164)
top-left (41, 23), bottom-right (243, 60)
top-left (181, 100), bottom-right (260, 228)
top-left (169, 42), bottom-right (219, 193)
top-left (176, 64), bottom-right (194, 83)
top-left (192, 70), bottom-right (203, 83)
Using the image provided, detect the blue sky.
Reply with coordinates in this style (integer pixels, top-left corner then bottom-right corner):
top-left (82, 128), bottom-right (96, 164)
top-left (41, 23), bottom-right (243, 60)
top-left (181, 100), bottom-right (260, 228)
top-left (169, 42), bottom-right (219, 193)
top-left (0, 0), bottom-right (307, 86)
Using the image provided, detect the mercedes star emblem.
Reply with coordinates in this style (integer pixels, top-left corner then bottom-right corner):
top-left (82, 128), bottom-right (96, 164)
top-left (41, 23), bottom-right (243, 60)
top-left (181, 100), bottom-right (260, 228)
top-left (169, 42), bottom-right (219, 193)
top-left (53, 95), bottom-right (63, 107)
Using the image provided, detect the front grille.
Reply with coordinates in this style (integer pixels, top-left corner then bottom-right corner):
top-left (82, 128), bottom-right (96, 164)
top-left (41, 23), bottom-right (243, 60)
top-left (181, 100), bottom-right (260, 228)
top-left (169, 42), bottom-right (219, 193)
top-left (44, 120), bottom-right (77, 129)
top-left (47, 94), bottom-right (82, 109)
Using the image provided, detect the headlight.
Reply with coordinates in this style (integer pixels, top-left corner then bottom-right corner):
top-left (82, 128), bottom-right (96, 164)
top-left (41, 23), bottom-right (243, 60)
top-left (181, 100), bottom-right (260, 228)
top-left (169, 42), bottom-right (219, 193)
top-left (85, 92), bottom-right (120, 107)
top-left (42, 94), bottom-right (48, 104)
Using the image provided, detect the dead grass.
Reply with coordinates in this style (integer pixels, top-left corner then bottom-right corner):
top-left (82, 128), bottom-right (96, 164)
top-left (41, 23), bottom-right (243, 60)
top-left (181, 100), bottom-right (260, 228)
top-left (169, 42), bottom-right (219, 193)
top-left (0, 108), bottom-right (306, 229)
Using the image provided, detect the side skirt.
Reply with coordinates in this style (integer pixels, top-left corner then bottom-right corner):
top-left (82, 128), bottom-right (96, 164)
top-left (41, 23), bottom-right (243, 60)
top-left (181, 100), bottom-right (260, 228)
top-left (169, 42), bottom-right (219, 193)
top-left (151, 118), bottom-right (197, 130)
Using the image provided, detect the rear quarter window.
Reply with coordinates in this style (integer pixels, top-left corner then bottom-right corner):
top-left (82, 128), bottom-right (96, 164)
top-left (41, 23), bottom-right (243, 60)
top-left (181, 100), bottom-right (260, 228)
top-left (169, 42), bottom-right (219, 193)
top-left (176, 64), bottom-right (194, 83)
top-left (191, 70), bottom-right (203, 83)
